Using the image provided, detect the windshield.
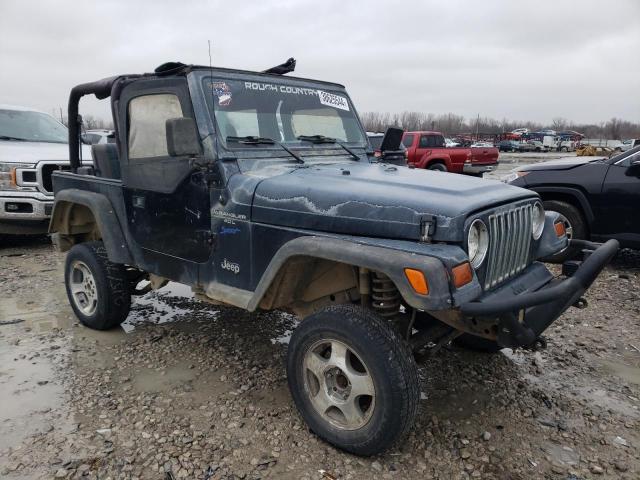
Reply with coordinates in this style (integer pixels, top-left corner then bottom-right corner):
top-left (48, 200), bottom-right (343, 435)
top-left (0, 109), bottom-right (68, 143)
top-left (202, 77), bottom-right (367, 150)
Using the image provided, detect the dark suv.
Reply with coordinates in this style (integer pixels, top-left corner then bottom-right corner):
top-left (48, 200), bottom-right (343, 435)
top-left (49, 61), bottom-right (617, 455)
top-left (506, 146), bottom-right (640, 260)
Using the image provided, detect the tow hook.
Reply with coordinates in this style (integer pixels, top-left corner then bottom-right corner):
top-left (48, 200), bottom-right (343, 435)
top-left (497, 311), bottom-right (536, 348)
top-left (572, 297), bottom-right (588, 309)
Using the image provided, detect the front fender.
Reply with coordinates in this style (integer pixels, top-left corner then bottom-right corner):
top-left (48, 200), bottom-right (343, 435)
top-left (247, 235), bottom-right (479, 312)
top-left (49, 189), bottom-right (133, 264)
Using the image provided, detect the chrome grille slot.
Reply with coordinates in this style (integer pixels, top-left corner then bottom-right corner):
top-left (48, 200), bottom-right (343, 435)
top-left (484, 203), bottom-right (533, 290)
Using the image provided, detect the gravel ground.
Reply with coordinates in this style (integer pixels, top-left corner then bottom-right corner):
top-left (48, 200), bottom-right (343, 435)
top-left (1, 231), bottom-right (639, 480)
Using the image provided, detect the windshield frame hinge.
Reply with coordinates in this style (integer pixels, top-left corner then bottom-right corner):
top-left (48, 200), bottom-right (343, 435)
top-left (420, 216), bottom-right (436, 243)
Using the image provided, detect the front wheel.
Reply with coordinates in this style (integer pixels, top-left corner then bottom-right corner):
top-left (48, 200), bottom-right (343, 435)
top-left (65, 241), bottom-right (131, 330)
top-left (287, 305), bottom-right (419, 456)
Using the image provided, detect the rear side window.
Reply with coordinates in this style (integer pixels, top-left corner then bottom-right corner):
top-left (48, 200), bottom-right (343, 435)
top-left (402, 134), bottom-right (414, 148)
top-left (419, 135), bottom-right (445, 148)
top-left (128, 94), bottom-right (184, 159)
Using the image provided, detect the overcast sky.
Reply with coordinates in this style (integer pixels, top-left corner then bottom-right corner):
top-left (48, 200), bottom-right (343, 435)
top-left (1, 0), bottom-right (638, 125)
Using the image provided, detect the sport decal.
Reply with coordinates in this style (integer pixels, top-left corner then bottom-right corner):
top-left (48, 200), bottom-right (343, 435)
top-left (210, 82), bottom-right (232, 106)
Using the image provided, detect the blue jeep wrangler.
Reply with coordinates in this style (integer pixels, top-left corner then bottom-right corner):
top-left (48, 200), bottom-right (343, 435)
top-left (49, 60), bottom-right (618, 455)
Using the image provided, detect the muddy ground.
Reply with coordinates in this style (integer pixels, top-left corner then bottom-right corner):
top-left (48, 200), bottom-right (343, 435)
top-left (1, 170), bottom-right (639, 478)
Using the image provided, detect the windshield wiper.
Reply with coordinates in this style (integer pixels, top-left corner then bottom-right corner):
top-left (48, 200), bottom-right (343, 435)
top-left (226, 136), bottom-right (303, 163)
top-left (0, 135), bottom-right (29, 141)
top-left (296, 135), bottom-right (360, 161)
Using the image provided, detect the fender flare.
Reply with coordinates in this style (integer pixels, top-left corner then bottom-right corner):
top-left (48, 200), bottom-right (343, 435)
top-left (49, 189), bottom-right (133, 264)
top-left (246, 236), bottom-right (459, 312)
top-left (530, 186), bottom-right (595, 225)
top-left (421, 154), bottom-right (451, 170)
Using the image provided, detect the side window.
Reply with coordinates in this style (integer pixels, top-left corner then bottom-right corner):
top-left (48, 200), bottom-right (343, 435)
top-left (419, 135), bottom-right (430, 148)
top-left (433, 135), bottom-right (445, 148)
top-left (402, 134), bottom-right (414, 148)
top-left (128, 94), bottom-right (184, 159)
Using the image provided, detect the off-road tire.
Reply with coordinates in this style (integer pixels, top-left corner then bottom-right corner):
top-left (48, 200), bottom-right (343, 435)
top-left (542, 200), bottom-right (587, 263)
top-left (287, 305), bottom-right (420, 456)
top-left (427, 162), bottom-right (447, 172)
top-left (64, 241), bottom-right (131, 330)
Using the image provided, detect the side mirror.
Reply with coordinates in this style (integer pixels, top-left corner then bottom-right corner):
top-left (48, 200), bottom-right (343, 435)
top-left (626, 159), bottom-right (640, 177)
top-left (166, 117), bottom-right (201, 157)
top-left (81, 134), bottom-right (93, 145)
top-left (380, 126), bottom-right (404, 152)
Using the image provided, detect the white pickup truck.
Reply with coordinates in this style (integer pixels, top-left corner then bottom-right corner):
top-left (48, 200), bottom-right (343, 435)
top-left (0, 104), bottom-right (90, 235)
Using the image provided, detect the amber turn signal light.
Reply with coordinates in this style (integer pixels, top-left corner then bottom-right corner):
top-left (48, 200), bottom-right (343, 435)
top-left (452, 262), bottom-right (473, 288)
top-left (404, 268), bottom-right (429, 295)
top-left (554, 221), bottom-right (566, 237)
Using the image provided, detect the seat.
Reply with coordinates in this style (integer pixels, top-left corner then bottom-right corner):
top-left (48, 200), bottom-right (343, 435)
top-left (91, 143), bottom-right (121, 179)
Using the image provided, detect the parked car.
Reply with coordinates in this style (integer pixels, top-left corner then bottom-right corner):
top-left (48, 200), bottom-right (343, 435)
top-left (402, 131), bottom-right (499, 176)
top-left (504, 146), bottom-right (640, 261)
top-left (516, 142), bottom-right (537, 152)
top-left (527, 140), bottom-right (545, 152)
top-left (82, 129), bottom-right (115, 145)
top-left (0, 104), bottom-right (90, 235)
top-left (48, 60), bottom-right (616, 455)
top-left (511, 128), bottom-right (529, 136)
top-left (498, 140), bottom-right (520, 152)
top-left (470, 141), bottom-right (494, 148)
top-left (366, 131), bottom-right (407, 165)
top-left (445, 137), bottom-right (460, 147)
top-left (618, 139), bottom-right (639, 152)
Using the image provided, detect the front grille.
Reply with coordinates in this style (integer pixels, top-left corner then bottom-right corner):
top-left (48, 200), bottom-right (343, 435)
top-left (40, 163), bottom-right (70, 193)
top-left (484, 203), bottom-right (533, 290)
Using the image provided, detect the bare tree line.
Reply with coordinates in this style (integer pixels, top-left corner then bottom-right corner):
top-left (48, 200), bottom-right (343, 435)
top-left (361, 111), bottom-right (640, 140)
top-left (58, 114), bottom-right (113, 131)
top-left (58, 109), bottom-right (638, 140)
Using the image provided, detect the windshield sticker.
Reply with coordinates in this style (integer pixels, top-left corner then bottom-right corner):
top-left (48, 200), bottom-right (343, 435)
top-left (244, 81), bottom-right (318, 96)
top-left (318, 90), bottom-right (349, 111)
top-left (210, 82), bottom-right (232, 106)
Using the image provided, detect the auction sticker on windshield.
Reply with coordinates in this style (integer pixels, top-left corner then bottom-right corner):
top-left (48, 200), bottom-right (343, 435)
top-left (317, 90), bottom-right (349, 111)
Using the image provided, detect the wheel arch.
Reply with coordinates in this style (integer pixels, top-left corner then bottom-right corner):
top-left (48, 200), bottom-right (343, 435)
top-left (531, 186), bottom-right (594, 226)
top-left (49, 189), bottom-right (133, 264)
top-left (423, 156), bottom-right (450, 169)
top-left (246, 236), bottom-right (455, 314)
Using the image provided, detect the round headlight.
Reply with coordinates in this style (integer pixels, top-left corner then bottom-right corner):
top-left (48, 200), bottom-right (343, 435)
top-left (531, 202), bottom-right (545, 239)
top-left (467, 219), bottom-right (489, 269)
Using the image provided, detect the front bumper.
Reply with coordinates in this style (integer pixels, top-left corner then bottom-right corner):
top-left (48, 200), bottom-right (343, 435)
top-left (459, 239), bottom-right (619, 347)
top-left (463, 162), bottom-right (498, 174)
top-left (0, 190), bottom-right (54, 221)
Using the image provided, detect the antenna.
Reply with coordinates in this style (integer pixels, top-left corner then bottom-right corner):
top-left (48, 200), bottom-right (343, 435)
top-left (207, 40), bottom-right (223, 165)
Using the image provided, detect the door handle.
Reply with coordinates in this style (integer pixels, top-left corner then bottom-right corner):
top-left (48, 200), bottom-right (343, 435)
top-left (132, 195), bottom-right (145, 209)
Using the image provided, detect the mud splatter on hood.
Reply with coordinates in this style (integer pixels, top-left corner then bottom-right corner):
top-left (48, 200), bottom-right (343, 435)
top-left (251, 162), bottom-right (535, 242)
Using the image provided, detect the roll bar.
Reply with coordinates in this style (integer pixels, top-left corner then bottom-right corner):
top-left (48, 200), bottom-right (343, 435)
top-left (67, 76), bottom-right (119, 171)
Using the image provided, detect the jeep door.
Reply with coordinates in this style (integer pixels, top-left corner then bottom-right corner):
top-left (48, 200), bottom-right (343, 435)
top-left (118, 78), bottom-right (212, 281)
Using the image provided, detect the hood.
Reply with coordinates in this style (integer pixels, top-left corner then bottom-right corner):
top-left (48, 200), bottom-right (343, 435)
top-left (251, 162), bottom-right (536, 242)
top-left (0, 140), bottom-right (92, 164)
top-left (518, 156), bottom-right (605, 172)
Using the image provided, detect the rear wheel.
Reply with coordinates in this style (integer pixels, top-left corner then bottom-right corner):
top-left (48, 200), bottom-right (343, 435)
top-left (65, 241), bottom-right (131, 330)
top-left (287, 305), bottom-right (419, 456)
top-left (427, 162), bottom-right (447, 172)
top-left (541, 200), bottom-right (587, 263)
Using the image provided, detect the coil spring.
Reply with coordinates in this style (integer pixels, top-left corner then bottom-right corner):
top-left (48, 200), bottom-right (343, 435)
top-left (371, 272), bottom-right (401, 317)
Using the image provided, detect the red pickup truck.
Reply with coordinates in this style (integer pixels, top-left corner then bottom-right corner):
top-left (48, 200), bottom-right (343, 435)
top-left (402, 131), bottom-right (499, 176)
